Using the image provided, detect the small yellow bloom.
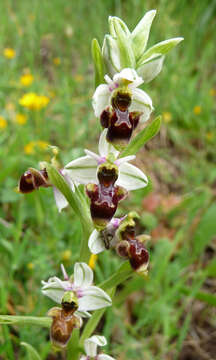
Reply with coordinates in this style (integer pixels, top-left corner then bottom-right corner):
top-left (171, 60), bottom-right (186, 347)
top-left (27, 262), bottom-right (34, 270)
top-left (162, 111), bottom-right (172, 123)
top-left (209, 88), bottom-right (216, 97)
top-left (15, 113), bottom-right (27, 125)
top-left (0, 116), bottom-right (7, 129)
top-left (37, 140), bottom-right (49, 150)
top-left (19, 93), bottom-right (50, 110)
top-left (61, 250), bottom-right (72, 262)
top-left (20, 73), bottom-right (34, 86)
top-left (53, 57), bottom-right (61, 66)
top-left (193, 105), bottom-right (202, 115)
top-left (205, 132), bottom-right (214, 142)
top-left (24, 141), bottom-right (35, 154)
top-left (74, 74), bottom-right (84, 83)
top-left (88, 254), bottom-right (98, 270)
top-left (3, 48), bottom-right (16, 59)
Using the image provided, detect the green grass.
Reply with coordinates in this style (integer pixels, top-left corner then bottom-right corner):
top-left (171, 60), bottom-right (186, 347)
top-left (0, 0), bottom-right (216, 359)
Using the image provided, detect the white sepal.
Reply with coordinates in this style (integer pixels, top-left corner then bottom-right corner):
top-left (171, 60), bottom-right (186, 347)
top-left (75, 310), bottom-right (91, 318)
top-left (98, 129), bottom-right (119, 158)
top-left (74, 262), bottom-right (93, 288)
top-left (41, 277), bottom-right (71, 303)
top-left (84, 335), bottom-right (107, 357)
top-left (92, 84), bottom-right (110, 117)
top-left (117, 162), bottom-right (148, 190)
top-left (88, 229), bottom-right (106, 254)
top-left (79, 286), bottom-right (112, 311)
top-left (98, 355), bottom-right (116, 360)
top-left (130, 88), bottom-right (153, 123)
top-left (53, 187), bottom-right (68, 212)
top-left (64, 155), bottom-right (97, 184)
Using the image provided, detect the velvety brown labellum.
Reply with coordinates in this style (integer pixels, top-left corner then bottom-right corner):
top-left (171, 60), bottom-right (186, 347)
top-left (48, 308), bottom-right (80, 348)
top-left (19, 168), bottom-right (49, 193)
top-left (86, 183), bottom-right (127, 230)
top-left (128, 239), bottom-right (149, 271)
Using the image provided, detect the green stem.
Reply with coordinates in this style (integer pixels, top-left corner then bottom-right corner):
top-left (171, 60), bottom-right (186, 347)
top-left (67, 329), bottom-right (80, 360)
top-left (0, 315), bottom-right (51, 328)
top-left (46, 164), bottom-right (93, 263)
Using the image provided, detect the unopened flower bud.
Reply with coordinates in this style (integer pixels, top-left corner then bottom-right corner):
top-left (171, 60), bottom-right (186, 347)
top-left (19, 168), bottom-right (50, 193)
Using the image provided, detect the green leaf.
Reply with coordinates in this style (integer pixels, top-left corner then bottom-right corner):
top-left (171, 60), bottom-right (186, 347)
top-left (91, 38), bottom-right (105, 88)
top-left (0, 315), bottom-right (51, 327)
top-left (193, 203), bottom-right (216, 257)
top-left (137, 37), bottom-right (184, 66)
top-left (113, 18), bottom-right (135, 68)
top-left (21, 342), bottom-right (42, 360)
top-left (131, 10), bottom-right (156, 60)
top-left (120, 115), bottom-right (161, 157)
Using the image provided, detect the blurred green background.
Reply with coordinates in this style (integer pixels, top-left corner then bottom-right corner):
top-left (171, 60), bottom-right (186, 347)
top-left (0, 0), bottom-right (216, 359)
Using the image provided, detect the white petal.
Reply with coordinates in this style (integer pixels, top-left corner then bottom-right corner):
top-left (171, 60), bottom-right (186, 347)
top-left (84, 336), bottom-right (107, 357)
top-left (130, 88), bottom-right (153, 123)
top-left (41, 277), bottom-right (72, 303)
top-left (53, 187), bottom-right (68, 212)
top-left (117, 162), bottom-right (148, 190)
top-left (88, 229), bottom-right (106, 254)
top-left (74, 262), bottom-right (93, 288)
top-left (75, 310), bottom-right (91, 318)
top-left (92, 84), bottom-right (110, 117)
top-left (137, 55), bottom-right (164, 83)
top-left (80, 357), bottom-right (87, 360)
top-left (115, 155), bottom-right (135, 166)
top-left (98, 355), bottom-right (115, 360)
top-left (78, 286), bottom-right (112, 311)
top-left (63, 156), bottom-right (97, 184)
top-left (98, 129), bottom-right (119, 158)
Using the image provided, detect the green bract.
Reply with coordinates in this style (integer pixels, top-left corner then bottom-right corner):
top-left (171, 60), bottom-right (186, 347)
top-left (93, 10), bottom-right (183, 83)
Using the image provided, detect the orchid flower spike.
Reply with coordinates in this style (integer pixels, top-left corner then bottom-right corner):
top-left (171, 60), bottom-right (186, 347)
top-left (63, 129), bottom-right (148, 191)
top-left (41, 262), bottom-right (112, 317)
top-left (80, 335), bottom-right (115, 360)
top-left (92, 68), bottom-right (153, 122)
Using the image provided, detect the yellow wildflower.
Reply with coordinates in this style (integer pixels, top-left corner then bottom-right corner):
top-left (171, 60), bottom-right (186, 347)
top-left (88, 254), bottom-right (98, 270)
top-left (205, 132), bottom-right (214, 142)
top-left (24, 141), bottom-right (35, 154)
top-left (15, 113), bottom-right (27, 125)
top-left (27, 262), bottom-right (35, 270)
top-left (74, 74), bottom-right (84, 83)
top-left (61, 250), bottom-right (72, 262)
top-left (209, 88), bottom-right (216, 97)
top-left (162, 111), bottom-right (172, 123)
top-left (193, 105), bottom-right (202, 115)
top-left (20, 73), bottom-right (34, 86)
top-left (19, 93), bottom-right (50, 110)
top-left (53, 57), bottom-right (61, 66)
top-left (3, 48), bottom-right (16, 59)
top-left (37, 140), bottom-right (49, 150)
top-left (0, 116), bottom-right (7, 129)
